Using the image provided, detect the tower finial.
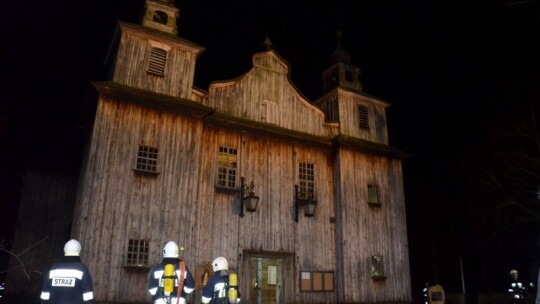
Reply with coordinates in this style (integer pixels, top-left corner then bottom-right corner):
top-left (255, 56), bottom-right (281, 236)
top-left (336, 30), bottom-right (342, 49)
top-left (263, 34), bottom-right (274, 50)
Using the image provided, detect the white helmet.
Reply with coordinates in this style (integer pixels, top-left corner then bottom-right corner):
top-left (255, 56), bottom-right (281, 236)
top-left (64, 239), bottom-right (81, 256)
top-left (212, 257), bottom-right (228, 272)
top-left (163, 241), bottom-right (179, 258)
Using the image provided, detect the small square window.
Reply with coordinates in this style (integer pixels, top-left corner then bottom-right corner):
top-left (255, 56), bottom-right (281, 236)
top-left (367, 184), bottom-right (381, 206)
top-left (126, 239), bottom-right (149, 268)
top-left (134, 145), bottom-right (159, 173)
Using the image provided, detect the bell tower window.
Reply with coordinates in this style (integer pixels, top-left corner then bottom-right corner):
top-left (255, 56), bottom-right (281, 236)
top-left (152, 11), bottom-right (168, 24)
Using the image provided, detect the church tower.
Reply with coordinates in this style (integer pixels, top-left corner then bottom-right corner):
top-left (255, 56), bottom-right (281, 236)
top-left (321, 30), bottom-right (363, 94)
top-left (107, 0), bottom-right (204, 99)
top-left (316, 31), bottom-right (390, 145)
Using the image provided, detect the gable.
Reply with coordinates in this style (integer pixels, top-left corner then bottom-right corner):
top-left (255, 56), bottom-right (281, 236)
top-left (204, 50), bottom-right (332, 137)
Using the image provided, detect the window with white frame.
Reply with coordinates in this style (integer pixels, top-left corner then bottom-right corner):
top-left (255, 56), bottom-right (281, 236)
top-left (358, 104), bottom-right (369, 129)
top-left (147, 47), bottom-right (167, 76)
top-left (367, 184), bottom-right (380, 206)
top-left (298, 162), bottom-right (315, 200)
top-left (217, 146), bottom-right (238, 188)
top-left (125, 239), bottom-right (149, 267)
top-left (134, 145), bottom-right (159, 173)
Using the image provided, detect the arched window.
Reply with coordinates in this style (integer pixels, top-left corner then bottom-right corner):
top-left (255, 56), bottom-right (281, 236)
top-left (152, 11), bottom-right (168, 25)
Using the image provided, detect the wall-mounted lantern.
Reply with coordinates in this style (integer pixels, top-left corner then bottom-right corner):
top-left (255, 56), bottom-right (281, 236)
top-left (294, 184), bottom-right (317, 222)
top-left (240, 177), bottom-right (260, 217)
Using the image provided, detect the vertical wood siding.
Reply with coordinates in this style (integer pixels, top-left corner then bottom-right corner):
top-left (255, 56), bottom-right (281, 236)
top-left (204, 50), bottom-right (334, 138)
top-left (71, 97), bottom-right (203, 302)
top-left (336, 149), bottom-right (411, 303)
top-left (194, 127), bottom-right (337, 303)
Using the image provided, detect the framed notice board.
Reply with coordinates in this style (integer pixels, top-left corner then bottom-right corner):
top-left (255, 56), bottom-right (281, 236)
top-left (300, 271), bottom-right (334, 292)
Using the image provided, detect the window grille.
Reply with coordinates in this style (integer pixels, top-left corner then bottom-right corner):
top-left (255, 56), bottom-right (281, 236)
top-left (298, 162), bottom-right (315, 200)
top-left (147, 47), bottom-right (167, 76)
top-left (135, 145), bottom-right (159, 173)
top-left (126, 239), bottom-right (149, 267)
top-left (358, 104), bottom-right (369, 129)
top-left (217, 146), bottom-right (237, 188)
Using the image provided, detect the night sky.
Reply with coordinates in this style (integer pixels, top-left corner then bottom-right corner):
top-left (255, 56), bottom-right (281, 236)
top-left (2, 0), bottom-right (540, 302)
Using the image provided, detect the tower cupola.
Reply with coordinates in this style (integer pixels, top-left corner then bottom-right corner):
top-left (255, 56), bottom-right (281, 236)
top-left (321, 31), bottom-right (363, 93)
top-left (142, 0), bottom-right (179, 35)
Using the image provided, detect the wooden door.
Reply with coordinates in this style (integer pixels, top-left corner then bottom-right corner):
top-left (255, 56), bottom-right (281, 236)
top-left (250, 257), bottom-right (283, 304)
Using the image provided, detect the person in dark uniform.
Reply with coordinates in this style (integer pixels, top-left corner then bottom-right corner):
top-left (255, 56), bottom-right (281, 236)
top-left (201, 257), bottom-right (240, 304)
top-left (508, 269), bottom-right (528, 304)
top-left (148, 241), bottom-right (195, 304)
top-left (40, 239), bottom-right (94, 304)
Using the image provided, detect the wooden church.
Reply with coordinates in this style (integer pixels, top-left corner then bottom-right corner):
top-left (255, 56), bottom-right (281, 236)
top-left (6, 0), bottom-right (412, 303)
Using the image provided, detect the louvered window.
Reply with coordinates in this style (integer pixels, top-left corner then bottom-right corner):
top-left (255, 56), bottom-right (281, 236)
top-left (125, 239), bottom-right (149, 268)
top-left (147, 47), bottom-right (167, 76)
top-left (216, 146), bottom-right (238, 189)
top-left (358, 104), bottom-right (369, 129)
top-left (134, 145), bottom-right (159, 173)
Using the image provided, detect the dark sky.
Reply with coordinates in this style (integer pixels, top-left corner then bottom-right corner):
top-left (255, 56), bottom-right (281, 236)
top-left (2, 0), bottom-right (540, 300)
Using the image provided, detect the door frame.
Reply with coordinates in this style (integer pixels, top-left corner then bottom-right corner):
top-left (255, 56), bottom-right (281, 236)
top-left (241, 250), bottom-right (295, 304)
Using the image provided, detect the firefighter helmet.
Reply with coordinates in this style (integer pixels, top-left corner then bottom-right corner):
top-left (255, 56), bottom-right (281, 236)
top-left (163, 241), bottom-right (179, 258)
top-left (509, 269), bottom-right (518, 275)
top-left (64, 239), bottom-right (81, 256)
top-left (212, 257), bottom-right (229, 272)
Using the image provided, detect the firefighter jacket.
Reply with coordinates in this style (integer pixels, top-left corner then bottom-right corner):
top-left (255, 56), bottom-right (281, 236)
top-left (40, 256), bottom-right (94, 304)
top-left (148, 258), bottom-right (195, 304)
top-left (508, 278), bottom-right (528, 303)
top-left (201, 270), bottom-right (240, 304)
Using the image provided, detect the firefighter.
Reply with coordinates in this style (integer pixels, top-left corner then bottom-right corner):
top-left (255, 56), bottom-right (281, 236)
top-left (508, 269), bottom-right (528, 304)
top-left (148, 241), bottom-right (195, 304)
top-left (422, 282), bottom-right (429, 304)
top-left (201, 257), bottom-right (240, 304)
top-left (40, 239), bottom-right (94, 304)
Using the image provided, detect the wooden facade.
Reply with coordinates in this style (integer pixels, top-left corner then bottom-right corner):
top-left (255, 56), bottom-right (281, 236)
top-left (6, 1), bottom-right (412, 303)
